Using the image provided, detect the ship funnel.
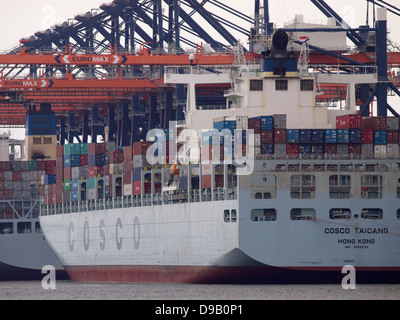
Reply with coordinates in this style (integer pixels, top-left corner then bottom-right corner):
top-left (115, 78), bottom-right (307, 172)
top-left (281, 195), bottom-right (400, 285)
top-left (271, 30), bottom-right (289, 58)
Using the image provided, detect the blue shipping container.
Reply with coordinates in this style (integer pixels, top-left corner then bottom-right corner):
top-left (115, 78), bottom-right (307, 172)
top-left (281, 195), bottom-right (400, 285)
top-left (325, 129), bottom-right (337, 144)
top-left (44, 174), bottom-right (56, 185)
top-left (312, 144), bottom-right (324, 156)
top-left (374, 130), bottom-right (387, 145)
top-left (71, 179), bottom-right (80, 191)
top-left (287, 129), bottom-right (299, 143)
top-left (260, 116), bottom-right (274, 130)
top-left (71, 190), bottom-right (79, 202)
top-left (88, 153), bottom-right (105, 167)
top-left (261, 143), bottom-right (274, 155)
top-left (337, 129), bottom-right (349, 144)
top-left (349, 129), bottom-right (362, 144)
top-left (299, 144), bottom-right (312, 156)
top-left (311, 129), bottom-right (325, 144)
top-left (299, 130), bottom-right (312, 144)
top-left (213, 121), bottom-right (236, 133)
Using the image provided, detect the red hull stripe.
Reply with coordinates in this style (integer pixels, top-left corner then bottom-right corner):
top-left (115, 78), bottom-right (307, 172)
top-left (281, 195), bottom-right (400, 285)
top-left (65, 265), bottom-right (400, 284)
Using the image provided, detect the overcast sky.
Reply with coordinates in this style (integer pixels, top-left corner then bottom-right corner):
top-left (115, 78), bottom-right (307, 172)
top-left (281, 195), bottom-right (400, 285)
top-left (1, 0), bottom-right (400, 51)
top-left (0, 0), bottom-right (400, 134)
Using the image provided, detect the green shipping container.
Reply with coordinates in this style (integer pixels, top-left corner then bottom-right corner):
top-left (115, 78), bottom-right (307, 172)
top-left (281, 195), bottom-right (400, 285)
top-left (80, 143), bottom-right (88, 155)
top-left (28, 161), bottom-right (38, 171)
top-left (64, 143), bottom-right (81, 156)
top-left (88, 177), bottom-right (96, 189)
top-left (63, 179), bottom-right (71, 191)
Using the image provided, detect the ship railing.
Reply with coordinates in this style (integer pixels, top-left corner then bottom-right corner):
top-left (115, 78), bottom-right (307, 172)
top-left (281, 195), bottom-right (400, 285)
top-left (40, 185), bottom-right (238, 216)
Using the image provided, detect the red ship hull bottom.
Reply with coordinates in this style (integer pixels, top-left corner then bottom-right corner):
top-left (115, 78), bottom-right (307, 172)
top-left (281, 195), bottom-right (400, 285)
top-left (65, 265), bottom-right (400, 284)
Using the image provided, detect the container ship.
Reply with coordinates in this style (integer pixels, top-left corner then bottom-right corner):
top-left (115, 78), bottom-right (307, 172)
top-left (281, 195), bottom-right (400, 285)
top-left (37, 8), bottom-right (400, 284)
top-left (0, 113), bottom-right (65, 280)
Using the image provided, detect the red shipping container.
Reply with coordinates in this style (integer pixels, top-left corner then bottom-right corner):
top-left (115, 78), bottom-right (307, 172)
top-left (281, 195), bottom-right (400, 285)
top-left (56, 145), bottom-right (64, 158)
top-left (56, 191), bottom-right (63, 204)
top-left (261, 131), bottom-right (274, 144)
top-left (110, 150), bottom-right (124, 163)
top-left (336, 114), bottom-right (362, 129)
top-left (64, 167), bottom-right (71, 180)
top-left (0, 181), bottom-right (4, 189)
top-left (133, 141), bottom-right (152, 155)
top-left (286, 143), bottom-right (299, 156)
top-left (361, 129), bottom-right (374, 144)
top-left (0, 171), bottom-right (4, 181)
top-left (56, 181), bottom-right (63, 192)
top-left (274, 129), bottom-right (287, 143)
top-left (362, 117), bottom-right (374, 129)
top-left (248, 119), bottom-right (261, 133)
top-left (0, 162), bottom-right (11, 171)
top-left (37, 161), bottom-right (46, 171)
top-left (133, 181), bottom-right (141, 195)
top-left (123, 171), bottom-right (132, 184)
top-left (387, 130), bottom-right (399, 144)
top-left (88, 143), bottom-right (106, 154)
top-left (56, 168), bottom-right (63, 180)
top-left (124, 159), bottom-right (133, 172)
top-left (349, 144), bottom-right (361, 155)
top-left (201, 175), bottom-right (212, 188)
top-left (56, 156), bottom-right (63, 170)
top-left (373, 117), bottom-right (387, 130)
top-left (80, 155), bottom-right (88, 166)
top-left (124, 146), bottom-right (133, 160)
top-left (4, 190), bottom-right (13, 198)
top-left (215, 175), bottom-right (224, 188)
top-left (12, 171), bottom-right (22, 181)
top-left (324, 144), bottom-right (337, 155)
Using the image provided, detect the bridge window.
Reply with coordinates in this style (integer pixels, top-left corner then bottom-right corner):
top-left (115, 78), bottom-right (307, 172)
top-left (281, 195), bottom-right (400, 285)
top-left (275, 80), bottom-right (288, 91)
top-left (250, 79), bottom-right (263, 91)
top-left (397, 209), bottom-right (400, 220)
top-left (251, 209), bottom-right (277, 222)
top-left (300, 79), bottom-right (314, 91)
top-left (290, 208), bottom-right (316, 221)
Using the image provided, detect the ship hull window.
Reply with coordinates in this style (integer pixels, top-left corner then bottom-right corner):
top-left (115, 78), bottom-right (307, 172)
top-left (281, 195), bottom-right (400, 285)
top-left (251, 209), bottom-right (277, 222)
top-left (361, 208), bottom-right (383, 220)
top-left (0, 223), bottom-right (13, 234)
top-left (290, 208), bottom-right (316, 221)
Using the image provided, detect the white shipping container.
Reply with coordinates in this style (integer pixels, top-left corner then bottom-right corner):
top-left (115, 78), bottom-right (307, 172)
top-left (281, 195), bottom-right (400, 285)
top-left (30, 171), bottom-right (38, 181)
top-left (124, 184), bottom-right (132, 196)
top-left (13, 181), bottom-right (22, 191)
top-left (236, 116), bottom-right (248, 130)
top-left (387, 117), bottom-right (399, 130)
top-left (87, 188), bottom-right (97, 200)
top-left (386, 144), bottom-right (399, 158)
top-left (22, 171), bottom-right (31, 181)
top-left (361, 144), bottom-right (374, 158)
top-left (374, 145), bottom-right (387, 158)
top-left (274, 143), bottom-right (286, 156)
top-left (71, 167), bottom-right (80, 180)
top-left (254, 134), bottom-right (261, 147)
top-left (4, 171), bottom-right (12, 181)
top-left (104, 175), bottom-right (110, 186)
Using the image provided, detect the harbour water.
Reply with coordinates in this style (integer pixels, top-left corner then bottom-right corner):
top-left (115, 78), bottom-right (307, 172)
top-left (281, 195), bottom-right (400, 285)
top-left (0, 281), bottom-right (399, 300)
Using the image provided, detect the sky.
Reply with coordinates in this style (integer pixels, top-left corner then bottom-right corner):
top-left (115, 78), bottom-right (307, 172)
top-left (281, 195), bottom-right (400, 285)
top-left (0, 0), bottom-right (400, 140)
top-left (1, 0), bottom-right (400, 50)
